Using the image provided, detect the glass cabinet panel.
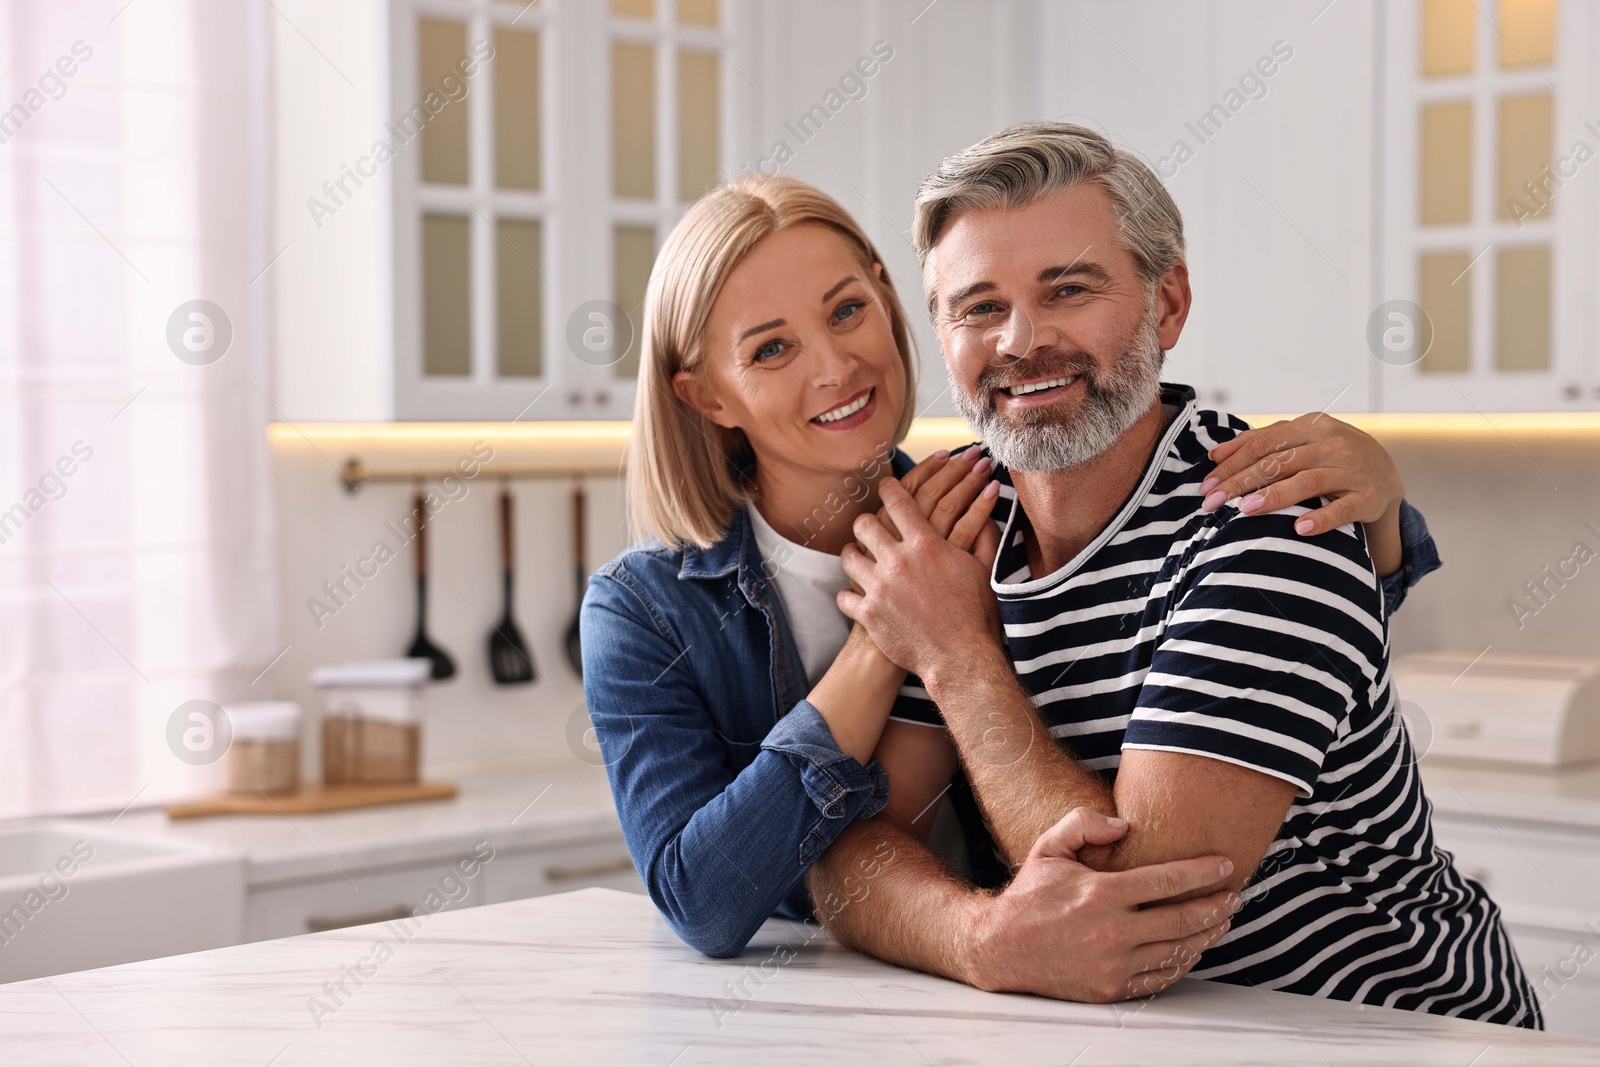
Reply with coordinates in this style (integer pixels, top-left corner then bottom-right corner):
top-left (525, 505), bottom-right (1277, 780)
top-left (1498, 0), bottom-right (1557, 68)
top-left (612, 0), bottom-right (654, 18)
top-left (423, 214), bottom-right (472, 376)
top-left (613, 225), bottom-right (656, 378)
top-left (1418, 251), bottom-right (1472, 373)
top-left (1422, 0), bottom-right (1476, 76)
top-left (1497, 93), bottom-right (1553, 221)
top-left (1495, 246), bottom-right (1551, 371)
top-left (613, 42), bottom-right (657, 199)
top-left (676, 0), bottom-right (719, 26)
top-left (419, 18), bottom-right (469, 184)
top-left (496, 219), bottom-right (544, 378)
top-left (677, 50), bottom-right (719, 201)
top-left (494, 28), bottom-right (542, 191)
top-left (1420, 100), bottom-right (1473, 225)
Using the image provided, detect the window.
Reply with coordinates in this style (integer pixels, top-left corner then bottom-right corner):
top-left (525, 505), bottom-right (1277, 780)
top-left (1380, 0), bottom-right (1593, 410)
top-left (391, 0), bottom-right (739, 419)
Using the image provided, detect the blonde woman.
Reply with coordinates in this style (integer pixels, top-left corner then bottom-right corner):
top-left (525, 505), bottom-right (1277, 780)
top-left (579, 175), bottom-right (1438, 975)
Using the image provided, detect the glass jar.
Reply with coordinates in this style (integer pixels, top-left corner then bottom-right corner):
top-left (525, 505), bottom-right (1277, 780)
top-left (226, 702), bottom-right (302, 795)
top-left (311, 660), bottom-right (430, 786)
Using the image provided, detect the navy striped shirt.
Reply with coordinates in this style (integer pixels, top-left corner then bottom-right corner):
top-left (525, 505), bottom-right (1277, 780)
top-left (892, 383), bottom-right (1538, 1027)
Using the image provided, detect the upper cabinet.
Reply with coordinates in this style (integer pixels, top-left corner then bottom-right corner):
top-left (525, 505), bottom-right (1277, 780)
top-left (271, 0), bottom-right (1599, 421)
top-left (1378, 0), bottom-right (1598, 411)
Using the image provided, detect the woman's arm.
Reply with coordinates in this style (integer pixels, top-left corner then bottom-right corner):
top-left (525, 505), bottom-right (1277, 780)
top-left (1199, 413), bottom-right (1410, 575)
top-left (583, 576), bottom-right (890, 958)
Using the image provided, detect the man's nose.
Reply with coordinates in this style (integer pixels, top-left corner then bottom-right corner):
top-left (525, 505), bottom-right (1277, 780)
top-left (993, 306), bottom-right (1054, 361)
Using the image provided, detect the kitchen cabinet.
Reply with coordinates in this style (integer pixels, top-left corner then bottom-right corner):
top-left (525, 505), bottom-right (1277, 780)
top-left (270, 0), bottom-right (1041, 422)
top-left (1430, 808), bottom-right (1600, 1038)
top-left (245, 833), bottom-right (640, 942)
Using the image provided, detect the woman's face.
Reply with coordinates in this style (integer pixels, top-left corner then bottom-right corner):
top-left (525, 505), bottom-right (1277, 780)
top-left (676, 223), bottom-right (908, 484)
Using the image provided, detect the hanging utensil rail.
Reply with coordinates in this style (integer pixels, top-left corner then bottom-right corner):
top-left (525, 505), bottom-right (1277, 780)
top-left (338, 458), bottom-right (615, 493)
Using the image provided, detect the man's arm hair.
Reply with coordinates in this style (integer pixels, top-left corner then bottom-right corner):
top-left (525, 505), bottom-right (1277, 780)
top-left (805, 817), bottom-right (979, 984)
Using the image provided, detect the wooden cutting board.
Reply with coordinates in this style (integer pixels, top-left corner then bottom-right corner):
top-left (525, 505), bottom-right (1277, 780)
top-left (165, 781), bottom-right (457, 820)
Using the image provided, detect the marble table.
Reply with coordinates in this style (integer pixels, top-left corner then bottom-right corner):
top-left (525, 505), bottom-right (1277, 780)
top-left (1, 888), bottom-right (1594, 1066)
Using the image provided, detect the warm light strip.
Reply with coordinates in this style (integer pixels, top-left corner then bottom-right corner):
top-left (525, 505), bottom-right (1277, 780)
top-left (268, 411), bottom-right (1600, 448)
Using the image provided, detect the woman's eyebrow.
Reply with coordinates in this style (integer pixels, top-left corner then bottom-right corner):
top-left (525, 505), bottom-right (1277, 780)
top-left (737, 318), bottom-right (785, 343)
top-left (821, 275), bottom-right (858, 302)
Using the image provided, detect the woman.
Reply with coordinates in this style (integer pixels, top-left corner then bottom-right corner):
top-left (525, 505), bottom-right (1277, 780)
top-left (580, 175), bottom-right (1437, 958)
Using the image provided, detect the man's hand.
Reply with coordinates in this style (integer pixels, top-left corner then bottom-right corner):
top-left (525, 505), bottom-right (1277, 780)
top-left (962, 808), bottom-right (1241, 1003)
top-left (838, 477), bottom-right (1000, 679)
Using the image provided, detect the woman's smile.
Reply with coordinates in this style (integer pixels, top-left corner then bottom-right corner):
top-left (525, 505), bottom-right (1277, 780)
top-left (811, 387), bottom-right (877, 430)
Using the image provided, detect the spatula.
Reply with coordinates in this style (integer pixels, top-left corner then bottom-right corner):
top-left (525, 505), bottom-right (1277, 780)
top-left (488, 485), bottom-right (536, 685)
top-left (564, 479), bottom-right (586, 677)
top-left (407, 491), bottom-right (456, 681)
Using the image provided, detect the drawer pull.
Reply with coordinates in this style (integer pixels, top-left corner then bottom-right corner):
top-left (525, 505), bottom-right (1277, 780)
top-left (545, 857), bottom-right (636, 883)
top-left (306, 904), bottom-right (415, 933)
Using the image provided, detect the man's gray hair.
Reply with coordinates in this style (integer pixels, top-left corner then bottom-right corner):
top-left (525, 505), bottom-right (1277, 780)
top-left (912, 121), bottom-right (1186, 299)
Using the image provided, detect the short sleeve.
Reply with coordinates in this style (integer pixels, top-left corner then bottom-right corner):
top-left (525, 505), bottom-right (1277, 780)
top-left (1122, 507), bottom-right (1387, 798)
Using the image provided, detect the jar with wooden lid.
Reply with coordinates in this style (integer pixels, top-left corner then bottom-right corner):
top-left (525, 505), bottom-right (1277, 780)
top-left (226, 702), bottom-right (302, 795)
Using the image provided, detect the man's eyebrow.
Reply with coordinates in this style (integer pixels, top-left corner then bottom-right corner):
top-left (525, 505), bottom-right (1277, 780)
top-left (737, 319), bottom-right (784, 343)
top-left (1039, 261), bottom-right (1111, 285)
top-left (942, 280), bottom-right (996, 315)
top-left (821, 275), bottom-right (858, 302)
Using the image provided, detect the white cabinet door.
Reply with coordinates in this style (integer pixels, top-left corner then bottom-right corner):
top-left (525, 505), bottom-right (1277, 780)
top-left (481, 836), bottom-right (644, 904)
top-left (246, 857), bottom-right (493, 943)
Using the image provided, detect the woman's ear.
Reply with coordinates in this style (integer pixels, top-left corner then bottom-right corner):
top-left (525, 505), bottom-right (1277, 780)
top-left (672, 370), bottom-right (735, 429)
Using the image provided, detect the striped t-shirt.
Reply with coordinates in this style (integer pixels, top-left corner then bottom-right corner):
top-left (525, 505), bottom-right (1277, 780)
top-left (891, 383), bottom-right (1538, 1028)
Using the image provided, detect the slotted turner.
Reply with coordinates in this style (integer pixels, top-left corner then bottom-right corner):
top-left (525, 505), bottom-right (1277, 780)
top-left (488, 485), bottom-right (536, 685)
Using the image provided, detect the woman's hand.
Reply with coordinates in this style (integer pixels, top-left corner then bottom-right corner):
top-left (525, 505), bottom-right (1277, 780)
top-left (1199, 413), bottom-right (1405, 575)
top-left (882, 447), bottom-right (1002, 558)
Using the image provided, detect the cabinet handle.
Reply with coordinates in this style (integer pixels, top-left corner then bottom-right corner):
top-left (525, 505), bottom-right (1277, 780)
top-left (544, 857), bottom-right (636, 883)
top-left (306, 904), bottom-right (416, 933)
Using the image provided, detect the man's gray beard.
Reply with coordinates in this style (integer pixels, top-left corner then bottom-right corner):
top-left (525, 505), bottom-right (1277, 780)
top-left (949, 309), bottom-right (1164, 473)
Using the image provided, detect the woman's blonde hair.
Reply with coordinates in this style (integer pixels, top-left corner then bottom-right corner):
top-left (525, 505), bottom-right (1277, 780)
top-left (629, 175), bottom-right (918, 550)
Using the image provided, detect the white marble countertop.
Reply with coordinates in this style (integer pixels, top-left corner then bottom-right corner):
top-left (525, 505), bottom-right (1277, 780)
top-left (84, 761), bottom-right (624, 887)
top-left (0, 887), bottom-right (1592, 1066)
top-left (1421, 759), bottom-right (1600, 833)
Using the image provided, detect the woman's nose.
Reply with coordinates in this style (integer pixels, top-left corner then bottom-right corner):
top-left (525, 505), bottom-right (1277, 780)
top-left (809, 335), bottom-right (856, 385)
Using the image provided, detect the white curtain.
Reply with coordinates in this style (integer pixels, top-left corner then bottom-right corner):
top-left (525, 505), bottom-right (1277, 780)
top-left (0, 0), bottom-right (280, 817)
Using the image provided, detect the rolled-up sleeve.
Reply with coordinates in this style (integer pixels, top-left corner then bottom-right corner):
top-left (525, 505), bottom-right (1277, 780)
top-left (1379, 499), bottom-right (1442, 617)
top-left (582, 569), bottom-right (882, 959)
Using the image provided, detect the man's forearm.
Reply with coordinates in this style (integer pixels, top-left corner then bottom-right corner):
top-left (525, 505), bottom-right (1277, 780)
top-left (806, 818), bottom-right (982, 985)
top-left (925, 644), bottom-right (1115, 868)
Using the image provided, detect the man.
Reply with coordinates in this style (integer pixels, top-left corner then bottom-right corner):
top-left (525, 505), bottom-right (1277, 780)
top-left (807, 122), bottom-right (1538, 1027)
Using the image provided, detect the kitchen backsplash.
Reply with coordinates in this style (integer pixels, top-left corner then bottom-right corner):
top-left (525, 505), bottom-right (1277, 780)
top-left (267, 423), bottom-right (1600, 775)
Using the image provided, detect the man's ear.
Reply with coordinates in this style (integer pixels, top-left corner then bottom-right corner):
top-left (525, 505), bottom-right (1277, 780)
top-left (1154, 260), bottom-right (1192, 351)
top-left (672, 370), bottom-right (736, 429)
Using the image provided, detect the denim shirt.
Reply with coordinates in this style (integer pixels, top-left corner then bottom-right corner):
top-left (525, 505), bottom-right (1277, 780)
top-left (581, 451), bottom-right (1441, 958)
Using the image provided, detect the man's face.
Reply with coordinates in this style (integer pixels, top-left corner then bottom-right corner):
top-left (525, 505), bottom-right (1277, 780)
top-left (930, 183), bottom-right (1180, 471)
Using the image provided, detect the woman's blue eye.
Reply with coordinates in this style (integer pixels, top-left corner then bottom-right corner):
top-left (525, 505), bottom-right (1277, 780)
top-left (834, 299), bottom-right (865, 323)
top-left (754, 340), bottom-right (785, 362)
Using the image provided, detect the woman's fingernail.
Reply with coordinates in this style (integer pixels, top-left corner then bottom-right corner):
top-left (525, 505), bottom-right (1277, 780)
top-left (1201, 490), bottom-right (1226, 512)
top-left (1219, 859), bottom-right (1235, 877)
top-left (1295, 518), bottom-right (1315, 535)
top-left (973, 457), bottom-right (993, 475)
top-left (1227, 893), bottom-right (1243, 913)
top-left (1240, 493), bottom-right (1265, 513)
top-left (982, 480), bottom-right (1000, 499)
top-left (1199, 476), bottom-right (1219, 493)
top-left (931, 449), bottom-right (949, 460)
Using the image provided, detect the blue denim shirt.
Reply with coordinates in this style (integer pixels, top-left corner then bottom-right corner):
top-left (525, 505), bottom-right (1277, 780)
top-left (581, 451), bottom-right (1441, 958)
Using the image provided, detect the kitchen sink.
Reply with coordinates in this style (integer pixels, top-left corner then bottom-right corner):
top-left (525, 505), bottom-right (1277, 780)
top-left (0, 821), bottom-right (244, 983)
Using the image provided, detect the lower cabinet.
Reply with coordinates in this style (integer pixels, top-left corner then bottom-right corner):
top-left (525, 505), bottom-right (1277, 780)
top-left (245, 833), bottom-right (643, 943)
top-left (1430, 813), bottom-right (1600, 1039)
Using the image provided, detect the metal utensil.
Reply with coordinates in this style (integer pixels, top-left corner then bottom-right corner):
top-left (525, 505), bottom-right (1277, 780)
top-left (564, 479), bottom-right (586, 677)
top-left (488, 485), bottom-right (536, 685)
top-left (407, 491), bottom-right (456, 681)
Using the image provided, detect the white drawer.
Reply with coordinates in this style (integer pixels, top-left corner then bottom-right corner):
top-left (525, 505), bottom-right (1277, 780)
top-left (246, 850), bottom-right (492, 942)
top-left (1430, 815), bottom-right (1600, 930)
top-left (481, 837), bottom-right (644, 904)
